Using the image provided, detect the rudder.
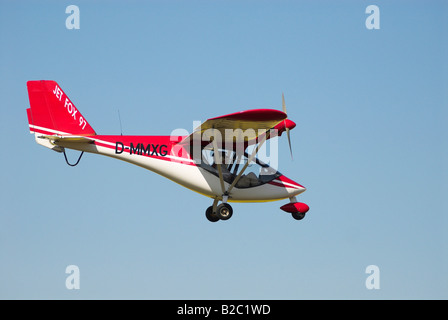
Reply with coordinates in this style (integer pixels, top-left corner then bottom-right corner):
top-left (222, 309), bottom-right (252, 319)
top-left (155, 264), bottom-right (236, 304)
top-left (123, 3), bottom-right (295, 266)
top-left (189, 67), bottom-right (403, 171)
top-left (27, 80), bottom-right (96, 137)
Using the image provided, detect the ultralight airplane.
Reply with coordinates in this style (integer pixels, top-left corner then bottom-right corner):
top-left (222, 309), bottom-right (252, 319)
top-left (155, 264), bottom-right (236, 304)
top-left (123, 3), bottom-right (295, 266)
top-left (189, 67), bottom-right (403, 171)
top-left (26, 80), bottom-right (309, 222)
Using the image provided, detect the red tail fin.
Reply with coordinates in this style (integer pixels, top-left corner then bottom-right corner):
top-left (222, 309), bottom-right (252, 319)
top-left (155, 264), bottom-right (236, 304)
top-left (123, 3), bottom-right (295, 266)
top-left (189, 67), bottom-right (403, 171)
top-left (27, 80), bottom-right (96, 136)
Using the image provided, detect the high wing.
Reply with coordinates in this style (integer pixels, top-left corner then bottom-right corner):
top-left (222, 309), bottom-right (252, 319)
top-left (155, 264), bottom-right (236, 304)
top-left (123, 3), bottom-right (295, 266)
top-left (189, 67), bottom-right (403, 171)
top-left (179, 108), bottom-right (287, 146)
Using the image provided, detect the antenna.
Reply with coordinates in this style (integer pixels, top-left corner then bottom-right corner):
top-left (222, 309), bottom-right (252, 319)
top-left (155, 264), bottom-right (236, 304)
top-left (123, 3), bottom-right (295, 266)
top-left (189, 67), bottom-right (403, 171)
top-left (118, 109), bottom-right (123, 136)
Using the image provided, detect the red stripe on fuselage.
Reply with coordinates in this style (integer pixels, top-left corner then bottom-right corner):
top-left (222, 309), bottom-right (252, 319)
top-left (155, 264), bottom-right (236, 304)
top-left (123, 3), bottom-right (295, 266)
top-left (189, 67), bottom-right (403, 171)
top-left (267, 176), bottom-right (305, 190)
top-left (92, 135), bottom-right (195, 164)
top-left (30, 126), bottom-right (195, 165)
top-left (277, 175), bottom-right (305, 189)
top-left (267, 180), bottom-right (290, 188)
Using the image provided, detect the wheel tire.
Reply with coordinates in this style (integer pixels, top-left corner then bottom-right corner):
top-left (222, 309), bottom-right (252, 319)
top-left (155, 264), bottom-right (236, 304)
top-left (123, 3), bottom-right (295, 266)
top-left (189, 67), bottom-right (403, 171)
top-left (292, 211), bottom-right (306, 220)
top-left (206, 206), bottom-right (220, 222)
top-left (217, 203), bottom-right (233, 221)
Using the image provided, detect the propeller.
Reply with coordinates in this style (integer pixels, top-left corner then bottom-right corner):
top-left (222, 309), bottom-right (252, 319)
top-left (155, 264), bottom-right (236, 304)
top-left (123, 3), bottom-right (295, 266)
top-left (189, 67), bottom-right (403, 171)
top-left (282, 93), bottom-right (294, 160)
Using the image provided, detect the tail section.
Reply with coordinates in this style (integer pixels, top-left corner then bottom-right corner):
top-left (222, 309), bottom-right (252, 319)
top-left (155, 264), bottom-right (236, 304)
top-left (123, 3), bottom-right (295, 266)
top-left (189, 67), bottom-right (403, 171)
top-left (26, 80), bottom-right (96, 151)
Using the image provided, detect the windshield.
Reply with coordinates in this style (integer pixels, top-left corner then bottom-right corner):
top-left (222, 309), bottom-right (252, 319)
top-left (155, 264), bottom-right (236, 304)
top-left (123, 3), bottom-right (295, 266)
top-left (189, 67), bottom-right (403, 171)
top-left (200, 149), bottom-right (281, 188)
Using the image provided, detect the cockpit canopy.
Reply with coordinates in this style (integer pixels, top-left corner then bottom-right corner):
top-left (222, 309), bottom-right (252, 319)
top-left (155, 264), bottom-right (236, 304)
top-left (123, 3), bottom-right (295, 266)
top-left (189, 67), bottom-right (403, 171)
top-left (199, 148), bottom-right (281, 188)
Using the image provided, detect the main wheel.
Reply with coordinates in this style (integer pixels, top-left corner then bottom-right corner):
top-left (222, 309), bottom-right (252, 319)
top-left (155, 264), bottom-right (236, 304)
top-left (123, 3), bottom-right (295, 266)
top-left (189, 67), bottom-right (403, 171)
top-left (206, 206), bottom-right (220, 222)
top-left (217, 203), bottom-right (233, 220)
top-left (292, 211), bottom-right (305, 220)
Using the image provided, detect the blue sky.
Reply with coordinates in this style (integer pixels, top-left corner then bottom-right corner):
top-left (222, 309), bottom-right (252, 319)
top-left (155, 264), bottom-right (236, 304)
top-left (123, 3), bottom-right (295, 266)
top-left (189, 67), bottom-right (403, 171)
top-left (0, 0), bottom-right (447, 299)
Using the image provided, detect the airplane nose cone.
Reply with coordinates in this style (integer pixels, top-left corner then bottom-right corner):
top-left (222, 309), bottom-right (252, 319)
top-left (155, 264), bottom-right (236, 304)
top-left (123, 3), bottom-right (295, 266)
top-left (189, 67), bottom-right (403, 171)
top-left (274, 119), bottom-right (296, 135)
top-left (275, 175), bottom-right (306, 194)
top-left (297, 185), bottom-right (306, 195)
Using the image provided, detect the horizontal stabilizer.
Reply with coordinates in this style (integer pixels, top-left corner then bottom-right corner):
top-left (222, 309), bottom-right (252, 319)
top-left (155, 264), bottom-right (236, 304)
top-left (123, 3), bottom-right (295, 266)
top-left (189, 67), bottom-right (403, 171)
top-left (34, 134), bottom-right (94, 152)
top-left (38, 135), bottom-right (95, 144)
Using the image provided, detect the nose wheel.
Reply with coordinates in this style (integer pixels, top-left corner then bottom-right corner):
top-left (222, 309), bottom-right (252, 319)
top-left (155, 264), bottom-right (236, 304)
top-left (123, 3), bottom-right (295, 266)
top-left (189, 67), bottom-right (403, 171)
top-left (291, 211), bottom-right (306, 220)
top-left (280, 199), bottom-right (309, 221)
top-left (205, 202), bottom-right (233, 222)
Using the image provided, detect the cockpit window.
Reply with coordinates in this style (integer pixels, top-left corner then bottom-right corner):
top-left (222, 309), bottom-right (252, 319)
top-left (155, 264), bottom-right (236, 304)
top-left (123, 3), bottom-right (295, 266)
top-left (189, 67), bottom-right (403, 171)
top-left (200, 149), bottom-right (281, 188)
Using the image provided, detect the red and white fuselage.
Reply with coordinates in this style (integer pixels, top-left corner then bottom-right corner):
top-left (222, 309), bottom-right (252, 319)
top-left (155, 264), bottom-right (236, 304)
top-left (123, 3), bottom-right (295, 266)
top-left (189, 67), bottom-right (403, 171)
top-left (29, 126), bottom-right (306, 202)
top-left (27, 80), bottom-right (309, 220)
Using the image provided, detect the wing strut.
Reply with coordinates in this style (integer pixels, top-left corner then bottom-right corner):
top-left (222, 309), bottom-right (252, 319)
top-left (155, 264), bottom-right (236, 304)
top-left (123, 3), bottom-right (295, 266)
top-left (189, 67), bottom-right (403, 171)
top-left (212, 133), bottom-right (226, 195)
top-left (209, 129), bottom-right (269, 200)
